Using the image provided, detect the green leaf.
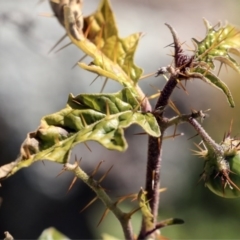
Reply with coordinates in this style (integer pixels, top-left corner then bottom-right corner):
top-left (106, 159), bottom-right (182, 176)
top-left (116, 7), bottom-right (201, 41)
top-left (189, 67), bottom-right (234, 107)
top-left (84, 0), bottom-right (143, 82)
top-left (50, 0), bottom-right (150, 111)
top-left (0, 88), bottom-right (160, 179)
top-left (63, 0), bottom-right (143, 86)
top-left (38, 227), bottom-right (70, 240)
top-left (193, 18), bottom-right (240, 73)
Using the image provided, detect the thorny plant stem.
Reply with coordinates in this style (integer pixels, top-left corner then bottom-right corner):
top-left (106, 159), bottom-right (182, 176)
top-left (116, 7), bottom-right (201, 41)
top-left (139, 74), bottom-right (178, 238)
top-left (65, 162), bottom-right (134, 240)
top-left (155, 70), bottom-right (179, 114)
top-left (188, 117), bottom-right (224, 156)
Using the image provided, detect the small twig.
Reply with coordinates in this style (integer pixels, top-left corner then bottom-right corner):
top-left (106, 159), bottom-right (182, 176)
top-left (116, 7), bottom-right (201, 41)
top-left (188, 117), bottom-right (223, 156)
top-left (164, 110), bottom-right (206, 129)
top-left (154, 66), bottom-right (179, 113)
top-left (65, 161), bottom-right (134, 240)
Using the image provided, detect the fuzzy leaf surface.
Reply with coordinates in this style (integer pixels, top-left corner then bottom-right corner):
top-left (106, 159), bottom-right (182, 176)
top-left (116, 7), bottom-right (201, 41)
top-left (193, 18), bottom-right (240, 73)
top-left (0, 88), bottom-right (160, 179)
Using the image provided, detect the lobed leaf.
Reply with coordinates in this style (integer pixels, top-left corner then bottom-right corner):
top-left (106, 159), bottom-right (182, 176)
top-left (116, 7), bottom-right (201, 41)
top-left (49, 0), bottom-right (151, 111)
top-left (193, 18), bottom-right (240, 73)
top-left (0, 88), bottom-right (160, 179)
top-left (63, 0), bottom-right (143, 85)
top-left (84, 0), bottom-right (143, 81)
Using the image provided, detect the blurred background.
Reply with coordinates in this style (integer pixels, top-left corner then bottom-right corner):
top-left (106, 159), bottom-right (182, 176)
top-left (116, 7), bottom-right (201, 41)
top-left (1, 0), bottom-right (240, 239)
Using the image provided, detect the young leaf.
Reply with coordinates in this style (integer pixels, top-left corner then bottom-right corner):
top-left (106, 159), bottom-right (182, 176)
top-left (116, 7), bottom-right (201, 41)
top-left (0, 88), bottom-right (160, 179)
top-left (63, 0), bottom-right (143, 85)
top-left (193, 18), bottom-right (240, 73)
top-left (50, 0), bottom-right (151, 111)
top-left (188, 67), bottom-right (235, 107)
top-left (84, 0), bottom-right (143, 81)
